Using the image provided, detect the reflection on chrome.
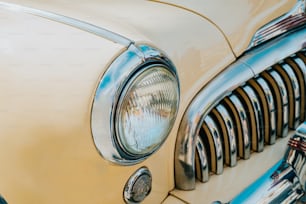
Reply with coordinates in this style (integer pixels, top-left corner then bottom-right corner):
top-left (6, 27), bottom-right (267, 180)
top-left (248, 0), bottom-right (305, 49)
top-left (203, 116), bottom-right (223, 175)
top-left (250, 77), bottom-right (276, 145)
top-left (229, 122), bottom-right (306, 204)
top-left (276, 63), bottom-right (301, 129)
top-left (213, 104), bottom-right (237, 167)
top-left (262, 70), bottom-right (289, 138)
top-left (237, 85), bottom-right (264, 152)
top-left (195, 137), bottom-right (209, 183)
top-left (225, 95), bottom-right (251, 160)
top-left (175, 28), bottom-right (305, 190)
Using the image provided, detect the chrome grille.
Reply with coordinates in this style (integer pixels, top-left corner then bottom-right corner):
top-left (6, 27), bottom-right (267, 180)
top-left (194, 51), bottom-right (306, 183)
top-left (175, 25), bottom-right (305, 191)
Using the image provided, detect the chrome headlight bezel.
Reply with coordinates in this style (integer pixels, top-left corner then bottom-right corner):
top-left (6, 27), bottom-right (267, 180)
top-left (91, 44), bottom-right (180, 165)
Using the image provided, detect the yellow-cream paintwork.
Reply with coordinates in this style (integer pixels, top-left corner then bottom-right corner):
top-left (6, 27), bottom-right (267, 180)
top-left (1, 1), bottom-right (235, 203)
top-left (155, 0), bottom-right (295, 56)
top-left (162, 195), bottom-right (186, 204)
top-left (0, 8), bottom-right (130, 204)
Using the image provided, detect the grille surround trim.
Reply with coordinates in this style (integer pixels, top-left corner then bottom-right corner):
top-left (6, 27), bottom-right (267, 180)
top-left (175, 27), bottom-right (306, 190)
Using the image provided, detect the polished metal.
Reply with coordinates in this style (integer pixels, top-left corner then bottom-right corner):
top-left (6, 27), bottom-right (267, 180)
top-left (195, 137), bottom-right (209, 183)
top-left (229, 122), bottom-right (306, 204)
top-left (237, 85), bottom-right (264, 152)
top-left (175, 27), bottom-right (306, 190)
top-left (224, 95), bottom-right (251, 160)
top-left (267, 70), bottom-right (289, 137)
top-left (213, 104), bottom-right (237, 167)
top-left (248, 0), bottom-right (306, 49)
top-left (261, 70), bottom-right (289, 138)
top-left (251, 77), bottom-right (277, 145)
top-left (276, 63), bottom-right (301, 129)
top-left (123, 167), bottom-right (152, 204)
top-left (285, 56), bottom-right (306, 122)
top-left (292, 54), bottom-right (306, 121)
top-left (175, 58), bottom-right (253, 190)
top-left (202, 116), bottom-right (223, 175)
top-left (287, 122), bottom-right (306, 190)
top-left (91, 44), bottom-right (179, 165)
top-left (0, 2), bottom-right (132, 46)
top-left (295, 53), bottom-right (306, 81)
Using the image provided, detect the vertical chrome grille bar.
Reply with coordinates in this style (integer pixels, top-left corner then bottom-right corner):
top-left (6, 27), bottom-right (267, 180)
top-left (296, 53), bottom-right (306, 79)
top-left (262, 70), bottom-right (289, 137)
top-left (236, 86), bottom-right (264, 152)
top-left (275, 63), bottom-right (301, 129)
top-left (202, 116), bottom-right (223, 175)
top-left (249, 77), bottom-right (277, 145)
top-left (212, 104), bottom-right (238, 167)
top-left (286, 56), bottom-right (306, 122)
top-left (224, 95), bottom-right (251, 160)
top-left (293, 54), bottom-right (306, 121)
top-left (195, 137), bottom-right (209, 183)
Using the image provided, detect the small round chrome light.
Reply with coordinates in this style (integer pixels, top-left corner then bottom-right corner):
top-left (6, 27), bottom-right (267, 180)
top-left (116, 65), bottom-right (179, 156)
top-left (124, 167), bottom-right (152, 204)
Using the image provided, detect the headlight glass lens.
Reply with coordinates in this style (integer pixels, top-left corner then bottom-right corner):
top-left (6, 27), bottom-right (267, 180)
top-left (116, 66), bottom-right (179, 156)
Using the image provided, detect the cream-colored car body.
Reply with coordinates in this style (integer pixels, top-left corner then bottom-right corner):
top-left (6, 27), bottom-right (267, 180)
top-left (0, 0), bottom-right (297, 203)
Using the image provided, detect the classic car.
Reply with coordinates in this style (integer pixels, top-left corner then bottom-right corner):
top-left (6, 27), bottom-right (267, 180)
top-left (0, 0), bottom-right (305, 203)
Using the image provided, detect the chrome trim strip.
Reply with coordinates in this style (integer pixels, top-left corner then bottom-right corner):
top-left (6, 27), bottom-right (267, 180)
top-left (248, 0), bottom-right (305, 49)
top-left (229, 161), bottom-right (304, 204)
top-left (289, 122), bottom-right (306, 190)
top-left (195, 137), bottom-right (209, 183)
top-left (242, 27), bottom-right (306, 73)
top-left (202, 116), bottom-right (223, 175)
top-left (175, 27), bottom-right (305, 190)
top-left (0, 2), bottom-right (133, 46)
top-left (229, 122), bottom-right (306, 204)
top-left (91, 45), bottom-right (179, 165)
top-left (214, 104), bottom-right (237, 167)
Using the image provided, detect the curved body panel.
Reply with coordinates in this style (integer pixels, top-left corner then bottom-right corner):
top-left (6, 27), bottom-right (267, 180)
top-left (0, 1), bottom-right (234, 203)
top-left (0, 0), bottom-right (304, 203)
top-left (155, 0), bottom-right (296, 55)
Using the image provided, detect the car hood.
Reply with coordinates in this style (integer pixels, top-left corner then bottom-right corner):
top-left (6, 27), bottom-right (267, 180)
top-left (0, 1), bottom-right (235, 203)
top-left (154, 0), bottom-right (296, 55)
top-left (5, 0), bottom-right (296, 56)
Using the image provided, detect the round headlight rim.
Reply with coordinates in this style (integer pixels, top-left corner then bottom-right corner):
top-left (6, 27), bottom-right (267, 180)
top-left (113, 62), bottom-right (180, 159)
top-left (91, 44), bottom-right (180, 165)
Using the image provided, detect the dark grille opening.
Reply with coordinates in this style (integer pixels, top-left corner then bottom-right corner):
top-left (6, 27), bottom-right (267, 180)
top-left (195, 51), bottom-right (306, 183)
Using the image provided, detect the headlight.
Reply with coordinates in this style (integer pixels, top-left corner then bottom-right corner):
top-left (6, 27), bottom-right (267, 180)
top-left (91, 45), bottom-right (180, 165)
top-left (116, 65), bottom-right (179, 156)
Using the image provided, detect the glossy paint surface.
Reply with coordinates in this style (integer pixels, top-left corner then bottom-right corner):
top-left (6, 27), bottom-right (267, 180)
top-left (0, 8), bottom-right (133, 204)
top-left (0, 1), bottom-right (234, 203)
top-left (155, 0), bottom-right (296, 55)
top-left (0, 0), bottom-right (297, 203)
